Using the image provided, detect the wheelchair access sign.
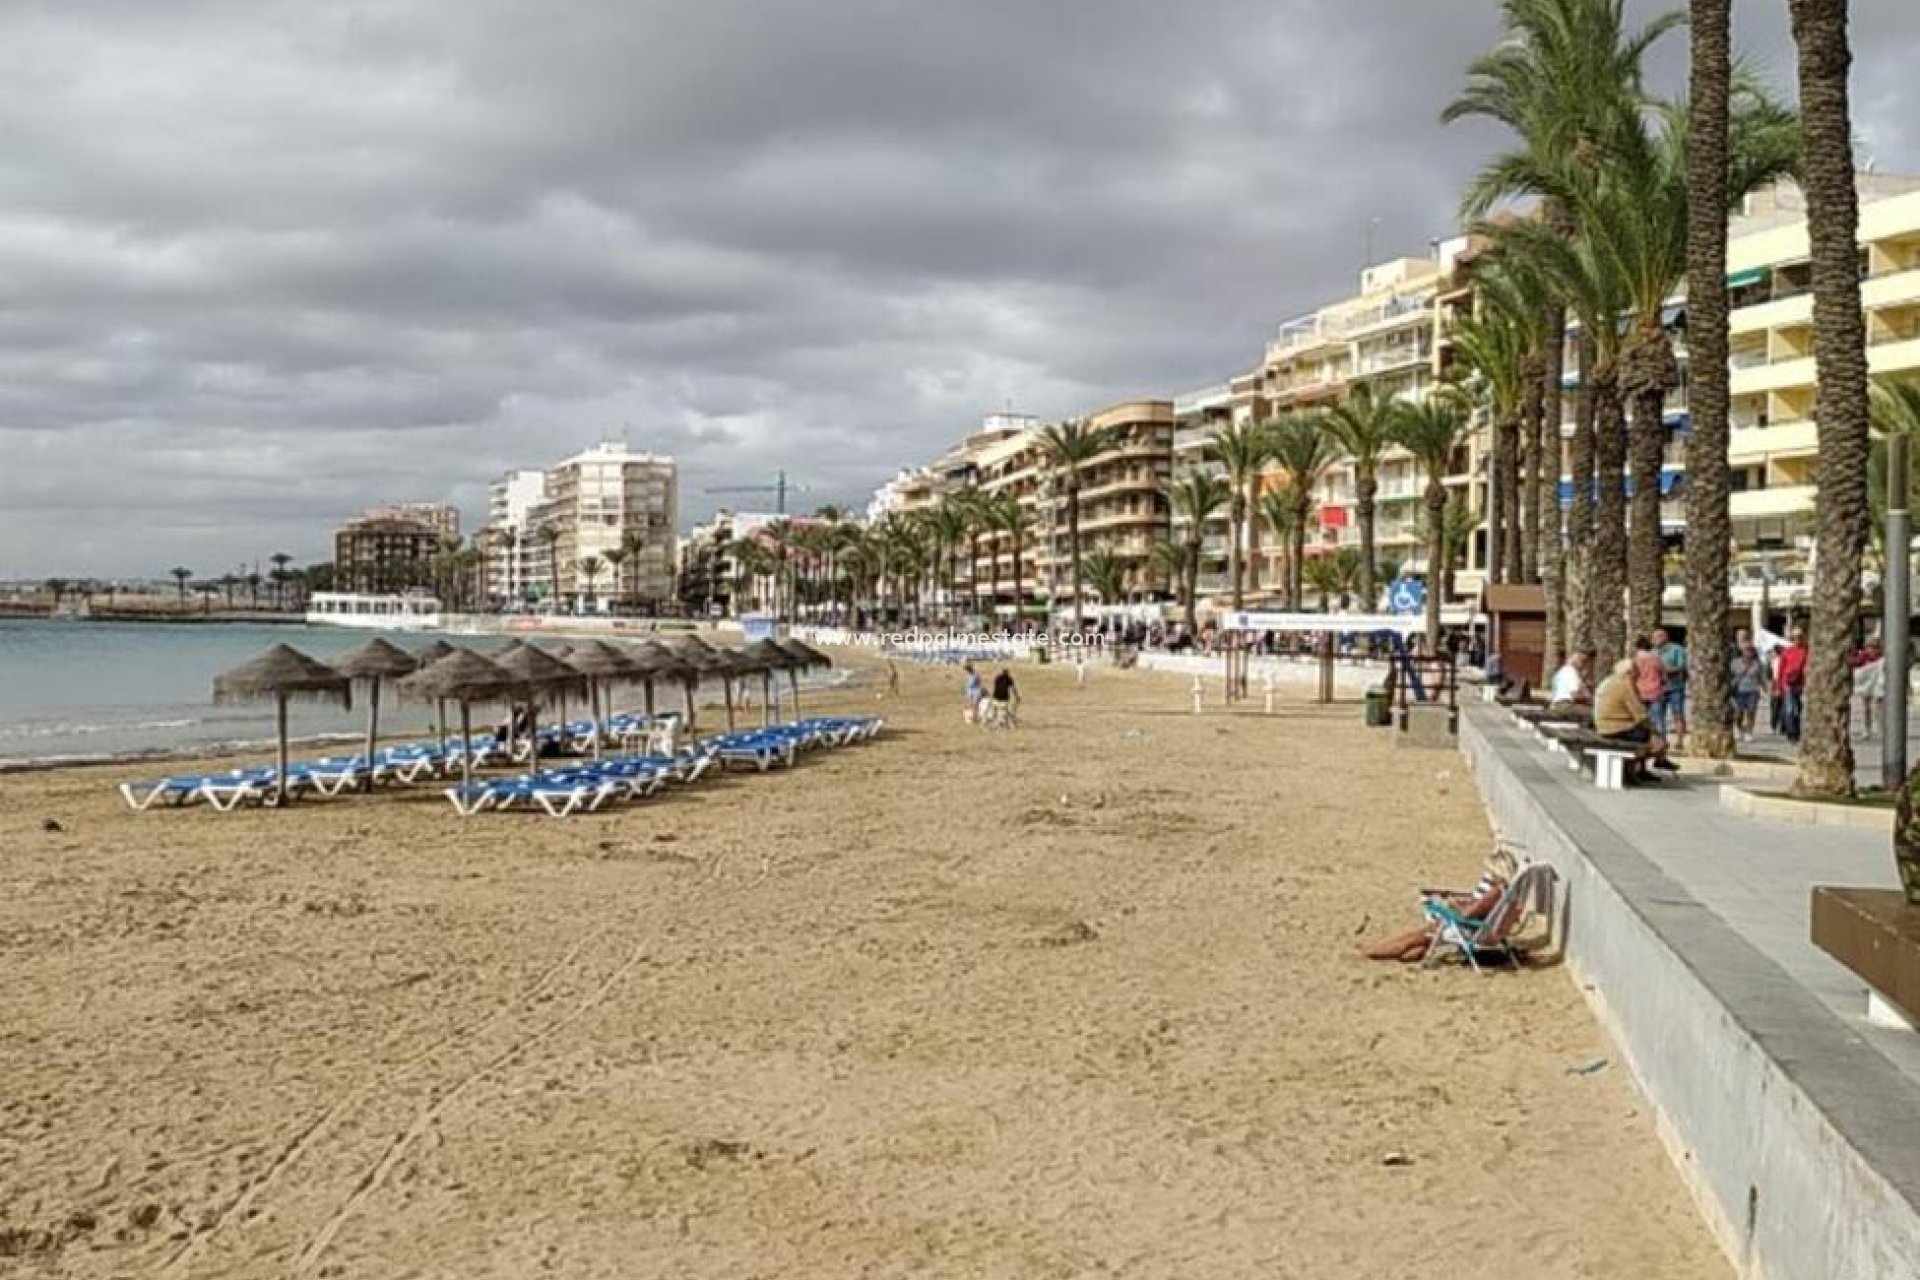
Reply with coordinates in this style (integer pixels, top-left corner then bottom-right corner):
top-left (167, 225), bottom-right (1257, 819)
top-left (1387, 577), bottom-right (1427, 615)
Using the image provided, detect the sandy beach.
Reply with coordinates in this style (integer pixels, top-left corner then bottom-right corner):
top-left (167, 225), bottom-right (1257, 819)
top-left (0, 657), bottom-right (1726, 1278)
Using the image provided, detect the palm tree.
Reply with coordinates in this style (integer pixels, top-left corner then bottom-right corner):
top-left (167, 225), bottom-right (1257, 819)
top-left (1417, 492), bottom-right (1481, 607)
top-left (987, 492), bottom-right (1034, 626)
top-left (1204, 418), bottom-right (1274, 609)
top-left (1450, 286), bottom-right (1532, 587)
top-left (169, 566), bottom-right (192, 606)
top-left (268, 552), bottom-right (293, 608)
top-left (1167, 472), bottom-right (1230, 633)
top-left (538, 523), bottom-right (562, 610)
top-left (1870, 383), bottom-right (1920, 551)
top-left (1269, 413), bottom-right (1338, 610)
top-left (1037, 418), bottom-right (1123, 632)
top-left (41, 578), bottom-right (69, 611)
top-left (1322, 384), bottom-right (1398, 608)
top-left (1596, 93), bottom-right (1798, 638)
top-left (1081, 547), bottom-right (1127, 618)
top-left (1256, 491), bottom-right (1302, 609)
top-left (602, 547), bottom-right (628, 613)
top-left (620, 530), bottom-right (648, 610)
top-left (1391, 394), bottom-right (1475, 651)
top-left (1148, 539), bottom-right (1189, 618)
top-left (1303, 555), bottom-right (1346, 612)
top-left (1791, 0), bottom-right (1871, 797)
top-left (1685, 0), bottom-right (1737, 760)
top-left (1449, 0), bottom-right (1686, 665)
top-left (495, 526), bottom-right (519, 605)
top-left (578, 555), bottom-right (604, 609)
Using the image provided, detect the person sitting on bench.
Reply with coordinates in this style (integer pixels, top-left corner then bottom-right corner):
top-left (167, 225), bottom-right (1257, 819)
top-left (1548, 649), bottom-right (1594, 714)
top-left (1594, 658), bottom-right (1679, 774)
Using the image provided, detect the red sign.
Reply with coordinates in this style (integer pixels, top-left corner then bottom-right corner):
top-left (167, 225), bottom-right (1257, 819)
top-left (1319, 506), bottom-right (1350, 529)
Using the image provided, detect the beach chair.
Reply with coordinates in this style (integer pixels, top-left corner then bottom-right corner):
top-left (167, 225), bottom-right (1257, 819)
top-left (198, 768), bottom-right (289, 810)
top-left (119, 773), bottom-right (232, 811)
top-left (1421, 862), bottom-right (1558, 972)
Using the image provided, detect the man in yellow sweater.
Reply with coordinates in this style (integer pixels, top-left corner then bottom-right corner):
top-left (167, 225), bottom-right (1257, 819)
top-left (1593, 659), bottom-right (1679, 773)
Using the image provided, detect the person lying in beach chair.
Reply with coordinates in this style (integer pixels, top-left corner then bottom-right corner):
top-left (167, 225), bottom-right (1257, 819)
top-left (1420, 862), bottom-right (1558, 971)
top-left (1362, 848), bottom-right (1523, 963)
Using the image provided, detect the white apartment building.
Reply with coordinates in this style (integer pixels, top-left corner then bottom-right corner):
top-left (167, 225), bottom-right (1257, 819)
top-left (484, 440), bottom-right (678, 610)
top-left (485, 469), bottom-right (548, 604)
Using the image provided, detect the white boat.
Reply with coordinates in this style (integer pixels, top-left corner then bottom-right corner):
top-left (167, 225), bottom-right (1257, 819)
top-left (305, 591), bottom-right (443, 631)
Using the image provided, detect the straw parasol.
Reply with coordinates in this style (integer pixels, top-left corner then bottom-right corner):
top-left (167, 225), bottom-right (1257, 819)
top-left (626, 640), bottom-right (692, 727)
top-left (560, 640), bottom-right (640, 757)
top-left (398, 649), bottom-right (525, 790)
top-left (211, 644), bottom-right (352, 806)
top-left (741, 639), bottom-right (801, 724)
top-left (493, 642), bottom-right (588, 757)
top-left (413, 639), bottom-right (461, 741)
top-left (668, 639), bottom-right (741, 731)
top-left (331, 637), bottom-right (419, 793)
top-left (773, 637), bottom-right (832, 717)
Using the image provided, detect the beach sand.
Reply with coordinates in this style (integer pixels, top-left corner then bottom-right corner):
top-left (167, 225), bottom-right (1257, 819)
top-left (0, 658), bottom-right (1727, 1278)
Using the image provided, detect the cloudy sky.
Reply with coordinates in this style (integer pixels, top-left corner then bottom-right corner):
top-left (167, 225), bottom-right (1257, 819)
top-left (2, 0), bottom-right (1917, 579)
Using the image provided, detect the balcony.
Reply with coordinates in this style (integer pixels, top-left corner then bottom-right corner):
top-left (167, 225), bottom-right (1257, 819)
top-left (1865, 266), bottom-right (1920, 312)
top-left (1729, 353), bottom-right (1815, 397)
top-left (1730, 485), bottom-right (1817, 520)
top-left (1728, 419), bottom-right (1819, 462)
top-left (1869, 334), bottom-right (1920, 376)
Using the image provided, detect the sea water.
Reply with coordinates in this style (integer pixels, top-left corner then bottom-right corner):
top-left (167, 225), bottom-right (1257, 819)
top-left (0, 620), bottom-right (453, 767)
top-left (0, 619), bottom-right (845, 767)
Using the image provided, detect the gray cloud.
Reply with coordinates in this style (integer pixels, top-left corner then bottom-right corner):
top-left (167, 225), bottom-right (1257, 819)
top-left (1, 0), bottom-right (1916, 578)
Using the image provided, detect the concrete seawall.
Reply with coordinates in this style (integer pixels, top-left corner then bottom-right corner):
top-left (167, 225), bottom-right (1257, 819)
top-left (1459, 707), bottom-right (1920, 1279)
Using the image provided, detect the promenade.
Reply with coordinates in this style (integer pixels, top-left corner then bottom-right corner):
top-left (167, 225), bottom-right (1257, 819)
top-left (1462, 705), bottom-right (1920, 1278)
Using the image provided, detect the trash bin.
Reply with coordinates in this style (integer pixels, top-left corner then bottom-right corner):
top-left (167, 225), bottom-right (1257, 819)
top-left (1364, 687), bottom-right (1391, 727)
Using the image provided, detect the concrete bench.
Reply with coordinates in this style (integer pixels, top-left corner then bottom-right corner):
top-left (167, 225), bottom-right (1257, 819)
top-left (1540, 726), bottom-right (1651, 789)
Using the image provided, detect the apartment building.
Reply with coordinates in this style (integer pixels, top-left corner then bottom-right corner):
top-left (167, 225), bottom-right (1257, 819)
top-left (1721, 178), bottom-right (1920, 561)
top-left (1170, 383), bottom-right (1234, 598)
top-left (876, 404), bottom-right (1175, 621)
top-left (332, 503), bottom-right (459, 594)
top-left (484, 469), bottom-right (548, 604)
top-left (482, 440), bottom-right (677, 610)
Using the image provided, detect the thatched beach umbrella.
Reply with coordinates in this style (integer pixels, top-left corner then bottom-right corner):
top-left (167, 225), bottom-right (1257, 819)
top-left (493, 642), bottom-right (588, 757)
top-left (399, 649), bottom-right (524, 790)
top-left (211, 644), bottom-right (352, 806)
top-left (561, 640), bottom-right (639, 758)
top-left (413, 638), bottom-right (461, 742)
top-left (331, 637), bottom-right (419, 792)
top-left (773, 638), bottom-right (832, 717)
top-left (628, 640), bottom-right (693, 728)
top-left (741, 639), bottom-right (801, 724)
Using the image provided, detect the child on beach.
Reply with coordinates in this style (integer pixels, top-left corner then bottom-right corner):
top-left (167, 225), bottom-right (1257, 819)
top-left (963, 663), bottom-right (983, 724)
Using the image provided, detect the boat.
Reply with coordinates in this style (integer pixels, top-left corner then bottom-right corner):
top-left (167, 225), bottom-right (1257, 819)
top-left (305, 591), bottom-right (443, 631)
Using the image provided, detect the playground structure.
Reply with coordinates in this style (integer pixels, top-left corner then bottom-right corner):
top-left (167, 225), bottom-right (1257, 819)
top-left (1215, 612), bottom-right (1459, 729)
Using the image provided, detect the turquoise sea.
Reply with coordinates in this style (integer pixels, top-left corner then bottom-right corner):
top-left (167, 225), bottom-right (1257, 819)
top-left (0, 620), bottom-right (450, 767)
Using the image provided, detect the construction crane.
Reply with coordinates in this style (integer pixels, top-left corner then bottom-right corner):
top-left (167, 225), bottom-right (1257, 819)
top-left (703, 469), bottom-right (808, 515)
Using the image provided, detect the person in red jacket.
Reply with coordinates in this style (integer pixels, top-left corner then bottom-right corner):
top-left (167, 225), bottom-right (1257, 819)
top-left (1775, 627), bottom-right (1809, 744)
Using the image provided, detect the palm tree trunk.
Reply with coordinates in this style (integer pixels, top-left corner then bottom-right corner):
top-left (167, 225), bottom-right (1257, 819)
top-left (1012, 532), bottom-right (1025, 625)
top-left (1184, 536), bottom-right (1201, 632)
top-left (1792, 0), bottom-right (1871, 796)
top-left (1227, 494), bottom-right (1245, 611)
top-left (1495, 415), bottom-right (1519, 584)
top-left (1424, 486), bottom-right (1446, 653)
top-left (1067, 486), bottom-right (1085, 633)
top-left (1623, 321), bottom-right (1679, 639)
top-left (1521, 369), bottom-right (1544, 584)
top-left (1686, 0), bottom-right (1737, 760)
top-left (1357, 470), bottom-right (1378, 610)
top-left (1292, 499), bottom-right (1311, 609)
top-left (1245, 479), bottom-right (1264, 599)
top-left (1538, 314), bottom-right (1566, 673)
top-left (1590, 365), bottom-right (1629, 671)
top-left (1567, 334), bottom-right (1599, 652)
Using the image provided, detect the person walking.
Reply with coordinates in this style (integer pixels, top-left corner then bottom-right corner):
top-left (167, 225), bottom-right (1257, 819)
top-left (989, 666), bottom-right (1019, 729)
top-left (1776, 627), bottom-right (1809, 744)
top-left (1729, 641), bottom-right (1769, 744)
top-left (1853, 636), bottom-right (1887, 740)
top-left (1654, 628), bottom-right (1689, 750)
top-left (1632, 636), bottom-right (1669, 737)
top-left (962, 662), bottom-right (984, 725)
